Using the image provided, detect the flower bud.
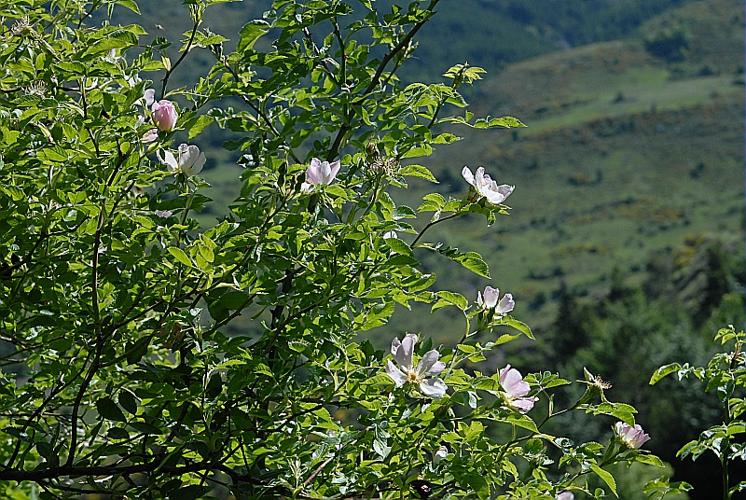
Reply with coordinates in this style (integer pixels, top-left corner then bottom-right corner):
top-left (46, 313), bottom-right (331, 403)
top-left (151, 100), bottom-right (178, 132)
top-left (141, 129), bottom-right (158, 144)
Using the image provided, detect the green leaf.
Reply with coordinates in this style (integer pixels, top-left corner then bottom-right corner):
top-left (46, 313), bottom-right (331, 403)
top-left (483, 116), bottom-right (526, 129)
top-left (464, 473), bottom-right (490, 499)
top-left (429, 244), bottom-right (490, 278)
top-left (495, 333), bottom-right (520, 345)
top-left (432, 291), bottom-right (468, 311)
top-left (591, 463), bottom-right (618, 497)
top-left (399, 164), bottom-right (438, 183)
top-left (373, 439), bottom-right (390, 459)
top-left (586, 402), bottom-right (637, 425)
top-left (35, 442), bottom-right (54, 462)
top-left (168, 247), bottom-right (193, 267)
top-left (649, 363), bottom-right (682, 385)
top-left (384, 237), bottom-right (413, 257)
top-left (116, 0), bottom-right (141, 14)
top-left (126, 336), bottom-right (151, 365)
top-left (96, 397), bottom-right (127, 422)
top-left (188, 115), bottom-right (214, 139)
top-left (432, 132), bottom-right (461, 144)
top-left (504, 414), bottom-right (539, 433)
top-left (452, 251), bottom-right (490, 278)
top-left (206, 373), bottom-right (223, 399)
top-left (108, 427), bottom-right (130, 440)
top-left (401, 144), bottom-right (433, 159)
top-left (644, 478), bottom-right (693, 500)
top-left (84, 29), bottom-right (138, 55)
top-left (175, 485), bottom-right (209, 500)
top-left (457, 344), bottom-right (476, 354)
top-left (118, 389), bottom-right (138, 414)
top-left (494, 317), bottom-right (534, 339)
top-left (238, 21), bottom-right (269, 52)
top-left (636, 453), bottom-right (665, 467)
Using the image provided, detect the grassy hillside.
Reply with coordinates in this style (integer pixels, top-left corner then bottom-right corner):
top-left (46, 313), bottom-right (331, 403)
top-left (383, 0), bottom-right (744, 342)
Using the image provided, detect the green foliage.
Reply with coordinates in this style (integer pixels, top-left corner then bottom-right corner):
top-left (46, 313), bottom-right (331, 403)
top-left (651, 326), bottom-right (746, 499)
top-left (520, 236), bottom-right (745, 496)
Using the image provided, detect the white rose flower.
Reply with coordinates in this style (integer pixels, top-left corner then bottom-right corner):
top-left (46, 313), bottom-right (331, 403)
top-left (462, 166), bottom-right (514, 205)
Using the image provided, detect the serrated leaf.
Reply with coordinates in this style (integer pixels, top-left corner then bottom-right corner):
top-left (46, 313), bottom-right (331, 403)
top-left (591, 463), bottom-right (617, 497)
top-left (399, 164), bottom-right (438, 183)
top-left (384, 237), bottom-right (413, 257)
top-left (432, 291), bottom-right (468, 311)
top-left (238, 21), bottom-right (269, 52)
top-left (188, 115), bottom-right (214, 139)
top-left (168, 247), bottom-right (192, 267)
top-left (636, 453), bottom-right (665, 467)
top-left (118, 389), bottom-right (138, 414)
top-left (373, 439), bottom-right (390, 459)
top-left (494, 317), bottom-right (534, 339)
top-left (116, 0), bottom-right (140, 14)
top-left (649, 363), bottom-right (682, 385)
top-left (452, 251), bottom-right (490, 278)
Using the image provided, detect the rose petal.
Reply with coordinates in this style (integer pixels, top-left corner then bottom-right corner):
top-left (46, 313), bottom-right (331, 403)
top-left (143, 88), bottom-right (155, 107)
top-left (395, 334), bottom-right (417, 369)
top-left (328, 159), bottom-right (341, 180)
top-left (391, 336), bottom-right (402, 357)
top-left (461, 166), bottom-right (475, 187)
top-left (416, 350), bottom-right (441, 377)
top-left (158, 150), bottom-right (179, 173)
top-left (319, 160), bottom-right (332, 183)
top-left (482, 286), bottom-right (499, 309)
top-left (511, 396), bottom-right (538, 413)
top-left (141, 128), bottom-right (158, 144)
top-left (419, 378), bottom-right (447, 398)
top-left (496, 293), bottom-right (515, 314)
top-left (500, 366), bottom-right (530, 398)
top-left (428, 361), bottom-right (446, 375)
top-left (385, 360), bottom-right (408, 387)
top-left (306, 158), bottom-right (323, 184)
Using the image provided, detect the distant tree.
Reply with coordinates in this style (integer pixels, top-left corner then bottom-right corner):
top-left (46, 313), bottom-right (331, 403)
top-left (644, 26), bottom-right (690, 62)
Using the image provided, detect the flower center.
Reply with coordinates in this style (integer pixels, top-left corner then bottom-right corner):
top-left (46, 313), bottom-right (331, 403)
top-left (406, 370), bottom-right (419, 383)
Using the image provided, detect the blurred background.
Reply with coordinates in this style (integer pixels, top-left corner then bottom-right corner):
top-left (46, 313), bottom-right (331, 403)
top-left (120, 0), bottom-right (745, 496)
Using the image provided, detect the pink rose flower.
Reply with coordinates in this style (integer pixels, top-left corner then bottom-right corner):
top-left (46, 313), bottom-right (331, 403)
top-left (499, 364), bottom-right (538, 413)
top-left (301, 158), bottom-right (341, 192)
top-left (614, 422), bottom-right (650, 449)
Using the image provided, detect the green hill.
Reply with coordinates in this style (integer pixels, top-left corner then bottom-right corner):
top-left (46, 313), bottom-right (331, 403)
top-left (383, 0), bottom-right (744, 341)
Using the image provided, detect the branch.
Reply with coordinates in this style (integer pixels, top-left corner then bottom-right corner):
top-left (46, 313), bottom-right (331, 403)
top-left (160, 14), bottom-right (201, 99)
top-left (327, 0), bottom-right (440, 160)
top-left (411, 212), bottom-right (460, 247)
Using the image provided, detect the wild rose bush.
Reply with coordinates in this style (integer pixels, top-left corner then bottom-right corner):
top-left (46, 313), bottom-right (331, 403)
top-left (0, 0), bottom-right (667, 497)
top-left (649, 326), bottom-right (746, 500)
